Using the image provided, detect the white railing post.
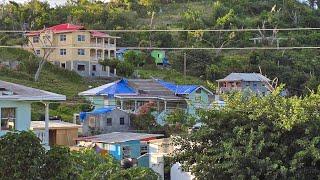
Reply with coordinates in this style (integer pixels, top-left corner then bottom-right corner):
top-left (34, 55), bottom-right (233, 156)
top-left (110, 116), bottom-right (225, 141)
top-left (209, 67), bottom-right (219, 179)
top-left (44, 102), bottom-right (50, 147)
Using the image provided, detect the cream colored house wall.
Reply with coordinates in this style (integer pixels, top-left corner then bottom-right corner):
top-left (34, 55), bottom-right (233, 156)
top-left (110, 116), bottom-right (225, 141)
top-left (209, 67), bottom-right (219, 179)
top-left (26, 31), bottom-right (116, 62)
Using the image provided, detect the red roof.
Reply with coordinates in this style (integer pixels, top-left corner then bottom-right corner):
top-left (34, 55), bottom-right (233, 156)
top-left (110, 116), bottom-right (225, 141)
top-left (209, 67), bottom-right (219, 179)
top-left (47, 23), bottom-right (84, 33)
top-left (26, 23), bottom-right (115, 38)
top-left (26, 23), bottom-right (84, 36)
top-left (90, 30), bottom-right (109, 38)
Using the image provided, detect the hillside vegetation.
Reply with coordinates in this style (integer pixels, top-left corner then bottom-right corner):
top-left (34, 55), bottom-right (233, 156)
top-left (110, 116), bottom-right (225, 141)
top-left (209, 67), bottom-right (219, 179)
top-left (0, 0), bottom-right (320, 96)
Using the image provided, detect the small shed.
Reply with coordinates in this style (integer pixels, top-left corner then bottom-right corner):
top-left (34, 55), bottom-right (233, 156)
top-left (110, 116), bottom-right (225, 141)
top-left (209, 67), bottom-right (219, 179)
top-left (31, 120), bottom-right (81, 146)
top-left (151, 50), bottom-right (166, 64)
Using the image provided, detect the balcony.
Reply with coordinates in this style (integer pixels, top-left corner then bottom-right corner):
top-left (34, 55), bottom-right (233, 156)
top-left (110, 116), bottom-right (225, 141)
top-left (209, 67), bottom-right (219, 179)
top-left (218, 87), bottom-right (243, 93)
top-left (34, 130), bottom-right (48, 145)
top-left (90, 43), bottom-right (116, 49)
top-left (90, 56), bottom-right (102, 61)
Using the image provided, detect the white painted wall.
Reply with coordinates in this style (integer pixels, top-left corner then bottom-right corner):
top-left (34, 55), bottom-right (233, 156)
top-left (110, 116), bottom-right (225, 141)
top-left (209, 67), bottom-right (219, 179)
top-left (171, 163), bottom-right (195, 180)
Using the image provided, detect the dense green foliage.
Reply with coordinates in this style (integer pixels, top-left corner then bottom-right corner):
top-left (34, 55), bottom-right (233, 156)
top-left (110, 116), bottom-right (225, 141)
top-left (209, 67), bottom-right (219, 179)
top-left (174, 87), bottom-right (320, 179)
top-left (0, 131), bottom-right (158, 179)
top-left (1, 0), bottom-right (320, 95)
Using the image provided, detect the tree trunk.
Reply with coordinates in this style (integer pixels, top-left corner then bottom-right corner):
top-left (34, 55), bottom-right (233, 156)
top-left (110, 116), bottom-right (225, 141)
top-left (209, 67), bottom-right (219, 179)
top-left (34, 59), bottom-right (46, 82)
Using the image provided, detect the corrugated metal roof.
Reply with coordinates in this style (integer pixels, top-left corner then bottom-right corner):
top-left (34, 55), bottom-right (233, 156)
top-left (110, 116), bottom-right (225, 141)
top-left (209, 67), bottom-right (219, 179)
top-left (75, 132), bottom-right (164, 144)
top-left (31, 120), bottom-right (81, 130)
top-left (217, 73), bottom-right (270, 82)
top-left (0, 80), bottom-right (66, 101)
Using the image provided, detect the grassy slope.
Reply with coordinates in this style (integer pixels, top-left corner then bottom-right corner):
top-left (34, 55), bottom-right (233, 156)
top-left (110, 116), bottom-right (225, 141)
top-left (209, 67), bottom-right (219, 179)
top-left (137, 68), bottom-right (204, 85)
top-left (137, 1), bottom-right (215, 28)
top-left (0, 48), bottom-right (108, 121)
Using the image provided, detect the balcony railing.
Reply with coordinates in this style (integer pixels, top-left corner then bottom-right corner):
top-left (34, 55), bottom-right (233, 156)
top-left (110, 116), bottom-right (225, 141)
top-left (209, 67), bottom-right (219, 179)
top-left (33, 130), bottom-right (48, 145)
top-left (90, 43), bottom-right (116, 48)
top-left (90, 56), bottom-right (102, 61)
top-left (218, 87), bottom-right (243, 93)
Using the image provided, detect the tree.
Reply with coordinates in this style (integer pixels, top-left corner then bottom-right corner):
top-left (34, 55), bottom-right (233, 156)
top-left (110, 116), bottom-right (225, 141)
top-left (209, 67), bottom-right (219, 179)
top-left (124, 50), bottom-right (147, 67)
top-left (131, 101), bottom-right (158, 131)
top-left (0, 131), bottom-right (159, 179)
top-left (174, 87), bottom-right (320, 179)
top-left (0, 131), bottom-right (45, 179)
top-left (165, 108), bottom-right (196, 134)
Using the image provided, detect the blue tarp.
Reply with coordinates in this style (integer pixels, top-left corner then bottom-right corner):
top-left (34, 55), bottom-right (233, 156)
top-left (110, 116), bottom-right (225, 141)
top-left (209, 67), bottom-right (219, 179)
top-left (98, 79), bottom-right (136, 97)
top-left (79, 107), bottom-right (115, 122)
top-left (158, 80), bottom-right (198, 95)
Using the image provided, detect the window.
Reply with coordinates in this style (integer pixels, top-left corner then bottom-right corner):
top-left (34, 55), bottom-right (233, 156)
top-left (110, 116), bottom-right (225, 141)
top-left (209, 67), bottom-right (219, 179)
top-left (196, 88), bottom-right (202, 93)
top-left (88, 117), bottom-right (96, 128)
top-left (102, 66), bottom-right (106, 72)
top-left (35, 49), bottom-right (41, 55)
top-left (140, 144), bottom-right (148, 155)
top-left (120, 117), bottom-right (125, 125)
top-left (60, 34), bottom-right (66, 41)
top-left (92, 65), bottom-right (96, 72)
top-left (61, 63), bottom-right (66, 69)
top-left (78, 49), bottom-right (85, 55)
top-left (122, 146), bottom-right (131, 158)
top-left (1, 108), bottom-right (16, 131)
top-left (77, 35), bottom-right (85, 42)
top-left (60, 49), bottom-right (66, 56)
top-left (33, 36), bottom-right (39, 43)
top-left (77, 65), bottom-right (85, 71)
top-left (107, 118), bottom-right (112, 126)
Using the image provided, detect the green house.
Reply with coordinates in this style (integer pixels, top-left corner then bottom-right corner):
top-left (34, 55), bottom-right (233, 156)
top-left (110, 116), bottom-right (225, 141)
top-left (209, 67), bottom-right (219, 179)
top-left (151, 50), bottom-right (166, 64)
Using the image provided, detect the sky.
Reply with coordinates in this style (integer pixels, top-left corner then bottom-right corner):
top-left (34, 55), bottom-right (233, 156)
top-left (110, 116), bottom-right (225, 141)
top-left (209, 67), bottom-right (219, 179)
top-left (2, 0), bottom-right (68, 7)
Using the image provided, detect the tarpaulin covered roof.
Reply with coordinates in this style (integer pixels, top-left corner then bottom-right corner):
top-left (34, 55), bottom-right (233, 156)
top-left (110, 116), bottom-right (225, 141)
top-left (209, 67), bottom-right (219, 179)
top-left (79, 79), bottom-right (136, 97)
top-left (79, 107), bottom-right (115, 122)
top-left (157, 80), bottom-right (200, 95)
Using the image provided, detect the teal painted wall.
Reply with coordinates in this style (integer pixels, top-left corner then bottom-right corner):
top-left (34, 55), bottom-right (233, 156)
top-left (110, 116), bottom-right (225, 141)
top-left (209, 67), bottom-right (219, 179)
top-left (85, 96), bottom-right (117, 108)
top-left (0, 100), bottom-right (31, 136)
top-left (187, 88), bottom-right (210, 115)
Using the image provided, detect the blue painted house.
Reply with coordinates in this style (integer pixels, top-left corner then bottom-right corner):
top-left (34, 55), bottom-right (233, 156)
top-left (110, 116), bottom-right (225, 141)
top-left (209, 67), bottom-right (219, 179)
top-left (0, 80), bottom-right (66, 146)
top-left (76, 132), bottom-right (163, 167)
top-left (79, 79), bottom-right (213, 125)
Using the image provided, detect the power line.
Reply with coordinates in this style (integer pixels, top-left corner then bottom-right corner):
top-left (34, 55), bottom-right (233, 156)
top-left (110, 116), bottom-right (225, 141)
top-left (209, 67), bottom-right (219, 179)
top-left (1, 27), bottom-right (320, 33)
top-left (3, 45), bottom-right (320, 50)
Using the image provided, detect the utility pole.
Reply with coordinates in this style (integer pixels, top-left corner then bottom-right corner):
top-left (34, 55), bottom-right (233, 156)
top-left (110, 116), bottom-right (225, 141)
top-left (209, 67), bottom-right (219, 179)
top-left (183, 52), bottom-right (187, 78)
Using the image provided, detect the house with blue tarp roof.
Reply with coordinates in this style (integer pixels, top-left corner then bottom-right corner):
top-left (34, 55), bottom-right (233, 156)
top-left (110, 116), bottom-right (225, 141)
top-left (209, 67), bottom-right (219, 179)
top-left (79, 107), bottom-right (131, 136)
top-left (79, 78), bottom-right (213, 125)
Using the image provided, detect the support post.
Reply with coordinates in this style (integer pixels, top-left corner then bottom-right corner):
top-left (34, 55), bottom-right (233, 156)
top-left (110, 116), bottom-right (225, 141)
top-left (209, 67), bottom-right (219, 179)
top-left (44, 102), bottom-right (50, 147)
top-left (164, 101), bottom-right (167, 112)
top-left (134, 100), bottom-right (138, 112)
top-left (183, 52), bottom-right (186, 78)
top-left (157, 101), bottom-right (160, 112)
top-left (120, 100), bottom-right (124, 110)
top-left (107, 66), bottom-right (110, 77)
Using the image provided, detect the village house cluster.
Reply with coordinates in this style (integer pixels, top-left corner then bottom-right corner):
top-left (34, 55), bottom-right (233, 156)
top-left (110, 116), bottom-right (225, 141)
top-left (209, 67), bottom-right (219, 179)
top-left (0, 23), bottom-right (275, 179)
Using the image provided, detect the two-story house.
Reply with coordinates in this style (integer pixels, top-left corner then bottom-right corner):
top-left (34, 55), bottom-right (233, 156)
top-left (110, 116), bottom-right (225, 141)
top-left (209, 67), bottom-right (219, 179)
top-left (217, 73), bottom-right (273, 95)
top-left (79, 78), bottom-right (213, 125)
top-left (25, 23), bottom-right (120, 77)
top-left (0, 80), bottom-right (66, 147)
